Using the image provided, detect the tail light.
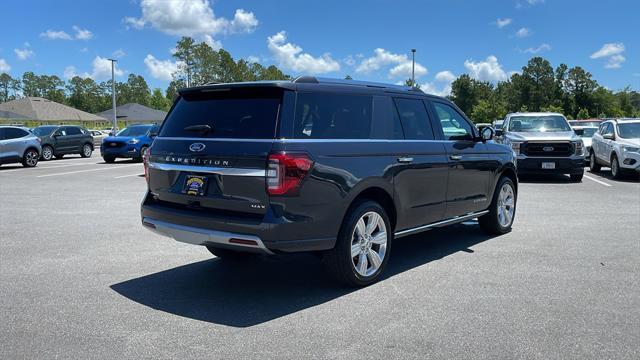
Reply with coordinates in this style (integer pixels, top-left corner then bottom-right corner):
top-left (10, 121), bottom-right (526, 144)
top-left (267, 152), bottom-right (313, 196)
top-left (143, 147), bottom-right (151, 185)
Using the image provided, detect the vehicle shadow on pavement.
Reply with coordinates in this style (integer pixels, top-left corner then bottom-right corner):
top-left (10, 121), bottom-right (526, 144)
top-left (518, 174), bottom-right (576, 183)
top-left (110, 222), bottom-right (496, 327)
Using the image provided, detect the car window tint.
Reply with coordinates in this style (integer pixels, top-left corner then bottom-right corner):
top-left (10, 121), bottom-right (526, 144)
top-left (65, 127), bottom-right (82, 135)
top-left (392, 98), bottom-right (434, 140)
top-left (3, 128), bottom-right (29, 140)
top-left (432, 102), bottom-right (474, 141)
top-left (294, 92), bottom-right (372, 139)
top-left (371, 96), bottom-right (403, 139)
top-left (0, 128), bottom-right (5, 140)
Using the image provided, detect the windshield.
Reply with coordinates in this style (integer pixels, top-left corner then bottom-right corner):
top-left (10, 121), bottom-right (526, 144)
top-left (579, 128), bottom-right (597, 138)
top-left (116, 126), bottom-right (151, 137)
top-left (508, 115), bottom-right (571, 132)
top-left (617, 123), bottom-right (640, 139)
top-left (32, 126), bottom-right (57, 136)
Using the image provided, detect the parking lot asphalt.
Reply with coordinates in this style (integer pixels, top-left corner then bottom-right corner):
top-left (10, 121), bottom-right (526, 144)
top-left (1, 154), bottom-right (639, 359)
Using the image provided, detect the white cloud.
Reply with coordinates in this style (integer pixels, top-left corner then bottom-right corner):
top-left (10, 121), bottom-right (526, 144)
top-left (591, 43), bottom-right (626, 69)
top-left (355, 48), bottom-right (428, 80)
top-left (605, 54), bottom-right (625, 69)
top-left (464, 56), bottom-right (508, 82)
top-left (527, 0), bottom-right (545, 4)
top-left (229, 9), bottom-right (259, 34)
top-left (495, 18), bottom-right (512, 28)
top-left (514, 27), bottom-right (531, 38)
top-left (90, 56), bottom-right (124, 80)
top-left (388, 61), bottom-right (427, 79)
top-left (356, 48), bottom-right (406, 73)
top-left (14, 47), bottom-right (35, 60)
top-left (246, 55), bottom-right (260, 63)
top-left (144, 54), bottom-right (182, 81)
top-left (112, 49), bottom-right (126, 59)
top-left (73, 26), bottom-right (93, 40)
top-left (435, 70), bottom-right (456, 83)
top-left (267, 31), bottom-right (340, 74)
top-left (63, 66), bottom-right (77, 79)
top-left (202, 34), bottom-right (223, 51)
top-left (590, 42), bottom-right (624, 59)
top-left (123, 16), bottom-right (146, 30)
top-left (125, 0), bottom-right (259, 47)
top-left (421, 70), bottom-right (456, 97)
top-left (344, 55), bottom-right (356, 67)
top-left (0, 58), bottom-right (11, 72)
top-left (40, 30), bottom-right (73, 40)
top-left (521, 43), bottom-right (551, 54)
top-left (40, 27), bottom-right (92, 41)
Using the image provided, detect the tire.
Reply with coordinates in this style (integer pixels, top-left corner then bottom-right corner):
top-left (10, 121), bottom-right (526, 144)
top-left (324, 200), bottom-right (392, 287)
top-left (611, 154), bottom-right (622, 179)
top-left (41, 145), bottom-right (53, 161)
top-left (81, 143), bottom-right (93, 158)
top-left (570, 172), bottom-right (584, 182)
top-left (55, 154), bottom-right (64, 159)
top-left (103, 155), bottom-right (116, 163)
top-left (21, 148), bottom-right (39, 168)
top-left (206, 246), bottom-right (256, 261)
top-left (589, 151), bottom-right (601, 172)
top-left (479, 176), bottom-right (517, 235)
top-left (136, 146), bottom-right (148, 162)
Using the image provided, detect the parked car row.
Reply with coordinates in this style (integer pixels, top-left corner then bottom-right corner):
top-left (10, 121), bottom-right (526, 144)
top-left (588, 119), bottom-right (640, 178)
top-left (0, 123), bottom-right (160, 168)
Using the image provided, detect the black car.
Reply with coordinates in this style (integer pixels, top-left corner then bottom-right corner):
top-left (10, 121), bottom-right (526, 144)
top-left (141, 77), bottom-right (518, 286)
top-left (32, 125), bottom-right (94, 160)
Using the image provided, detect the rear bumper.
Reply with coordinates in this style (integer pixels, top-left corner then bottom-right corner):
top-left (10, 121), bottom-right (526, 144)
top-left (516, 156), bottom-right (585, 175)
top-left (140, 193), bottom-right (336, 254)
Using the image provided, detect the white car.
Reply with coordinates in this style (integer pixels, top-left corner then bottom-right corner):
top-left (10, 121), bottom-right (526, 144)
top-left (589, 119), bottom-right (640, 178)
top-left (572, 125), bottom-right (598, 161)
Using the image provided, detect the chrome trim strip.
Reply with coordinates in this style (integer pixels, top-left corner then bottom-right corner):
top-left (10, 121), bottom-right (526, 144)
top-left (142, 217), bottom-right (274, 254)
top-left (394, 210), bottom-right (490, 238)
top-left (148, 162), bottom-right (265, 177)
top-left (155, 137), bottom-right (446, 143)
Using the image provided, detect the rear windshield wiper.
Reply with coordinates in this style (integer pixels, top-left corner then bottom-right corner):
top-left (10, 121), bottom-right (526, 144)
top-left (183, 124), bottom-right (212, 135)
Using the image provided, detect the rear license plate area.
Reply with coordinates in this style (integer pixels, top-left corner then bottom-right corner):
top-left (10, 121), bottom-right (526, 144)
top-left (541, 162), bottom-right (556, 169)
top-left (183, 175), bottom-right (208, 196)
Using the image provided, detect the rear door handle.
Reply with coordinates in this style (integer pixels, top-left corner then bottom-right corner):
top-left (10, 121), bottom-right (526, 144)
top-left (397, 156), bottom-right (413, 163)
top-left (449, 155), bottom-right (462, 161)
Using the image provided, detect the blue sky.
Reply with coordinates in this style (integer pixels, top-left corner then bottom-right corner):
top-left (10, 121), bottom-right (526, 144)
top-left (1, 0), bottom-right (638, 95)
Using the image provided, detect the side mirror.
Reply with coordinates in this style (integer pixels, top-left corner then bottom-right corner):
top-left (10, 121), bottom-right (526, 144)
top-left (603, 133), bottom-right (614, 140)
top-left (574, 128), bottom-right (584, 136)
top-left (480, 127), bottom-right (495, 142)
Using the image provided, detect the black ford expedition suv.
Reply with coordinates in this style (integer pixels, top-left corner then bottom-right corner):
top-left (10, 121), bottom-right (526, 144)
top-left (141, 77), bottom-right (518, 286)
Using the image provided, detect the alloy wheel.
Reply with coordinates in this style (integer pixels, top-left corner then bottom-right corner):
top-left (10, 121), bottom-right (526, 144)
top-left (42, 146), bottom-right (53, 160)
top-left (350, 211), bottom-right (388, 277)
top-left (497, 183), bottom-right (515, 228)
top-left (83, 144), bottom-right (92, 157)
top-left (25, 150), bottom-right (38, 167)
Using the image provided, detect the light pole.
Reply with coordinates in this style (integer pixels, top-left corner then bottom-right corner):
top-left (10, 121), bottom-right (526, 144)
top-left (411, 49), bottom-right (416, 86)
top-left (107, 58), bottom-right (117, 134)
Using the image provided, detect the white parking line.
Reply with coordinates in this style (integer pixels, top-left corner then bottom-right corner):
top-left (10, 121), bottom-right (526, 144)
top-left (584, 175), bottom-right (612, 187)
top-left (114, 173), bottom-right (144, 179)
top-left (37, 164), bottom-right (140, 178)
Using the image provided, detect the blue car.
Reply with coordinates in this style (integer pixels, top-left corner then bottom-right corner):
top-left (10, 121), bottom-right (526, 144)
top-left (101, 124), bottom-right (159, 163)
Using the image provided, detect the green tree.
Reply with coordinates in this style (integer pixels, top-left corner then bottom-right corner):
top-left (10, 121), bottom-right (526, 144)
top-left (149, 88), bottom-right (170, 111)
top-left (576, 108), bottom-right (590, 119)
top-left (521, 57), bottom-right (555, 111)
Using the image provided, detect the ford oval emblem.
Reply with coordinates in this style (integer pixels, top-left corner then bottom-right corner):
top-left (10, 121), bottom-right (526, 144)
top-left (189, 143), bottom-right (206, 152)
top-left (543, 146), bottom-right (554, 152)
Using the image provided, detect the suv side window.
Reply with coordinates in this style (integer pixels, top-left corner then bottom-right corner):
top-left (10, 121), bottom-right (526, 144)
top-left (3, 128), bottom-right (28, 140)
top-left (294, 92), bottom-right (372, 139)
top-left (432, 102), bottom-right (475, 141)
top-left (54, 128), bottom-right (67, 136)
top-left (392, 98), bottom-right (434, 140)
top-left (65, 127), bottom-right (82, 136)
top-left (603, 123), bottom-right (613, 136)
top-left (371, 96), bottom-right (403, 139)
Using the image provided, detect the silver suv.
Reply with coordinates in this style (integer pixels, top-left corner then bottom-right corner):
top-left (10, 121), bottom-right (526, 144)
top-left (497, 112), bottom-right (585, 182)
top-left (589, 119), bottom-right (640, 178)
top-left (0, 126), bottom-right (42, 168)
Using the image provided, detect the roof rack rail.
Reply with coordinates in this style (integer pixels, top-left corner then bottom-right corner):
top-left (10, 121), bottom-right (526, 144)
top-left (291, 76), bottom-right (423, 93)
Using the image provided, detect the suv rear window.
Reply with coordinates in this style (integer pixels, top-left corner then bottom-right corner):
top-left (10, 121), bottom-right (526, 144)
top-left (294, 93), bottom-right (372, 139)
top-left (159, 88), bottom-right (282, 139)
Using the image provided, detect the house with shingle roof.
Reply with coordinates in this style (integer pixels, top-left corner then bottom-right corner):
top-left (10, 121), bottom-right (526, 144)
top-left (96, 103), bottom-right (167, 124)
top-left (0, 97), bottom-right (107, 123)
